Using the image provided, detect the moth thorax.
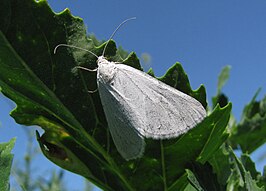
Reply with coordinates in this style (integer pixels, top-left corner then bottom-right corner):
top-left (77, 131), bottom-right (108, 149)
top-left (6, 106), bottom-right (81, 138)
top-left (97, 57), bottom-right (117, 83)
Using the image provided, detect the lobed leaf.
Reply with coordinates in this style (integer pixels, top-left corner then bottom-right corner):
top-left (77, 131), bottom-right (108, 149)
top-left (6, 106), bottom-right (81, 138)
top-left (230, 89), bottom-right (266, 153)
top-left (212, 65), bottom-right (231, 109)
top-left (0, 138), bottom-right (16, 191)
top-left (0, 0), bottom-right (237, 190)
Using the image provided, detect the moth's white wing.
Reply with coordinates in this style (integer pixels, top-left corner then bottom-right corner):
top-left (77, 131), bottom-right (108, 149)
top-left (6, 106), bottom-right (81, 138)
top-left (108, 63), bottom-right (206, 139)
top-left (97, 77), bottom-right (145, 160)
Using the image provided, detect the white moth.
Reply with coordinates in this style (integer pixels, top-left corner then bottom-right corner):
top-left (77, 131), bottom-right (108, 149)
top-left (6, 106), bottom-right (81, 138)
top-left (54, 18), bottom-right (206, 160)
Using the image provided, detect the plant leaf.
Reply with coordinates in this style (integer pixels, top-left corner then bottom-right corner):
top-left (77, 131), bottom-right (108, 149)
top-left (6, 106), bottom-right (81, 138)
top-left (196, 104), bottom-right (231, 164)
top-left (0, 138), bottom-right (16, 191)
top-left (230, 89), bottom-right (266, 153)
top-left (0, 0), bottom-right (231, 190)
top-left (212, 65), bottom-right (231, 109)
top-left (159, 63), bottom-right (207, 109)
top-left (228, 148), bottom-right (264, 191)
top-left (210, 145), bottom-right (264, 191)
top-left (217, 66), bottom-right (231, 95)
top-left (208, 145), bottom-right (232, 187)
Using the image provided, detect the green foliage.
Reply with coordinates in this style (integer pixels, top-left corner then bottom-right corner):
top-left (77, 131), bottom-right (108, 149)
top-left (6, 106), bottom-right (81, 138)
top-left (11, 129), bottom-right (69, 191)
top-left (212, 65), bottom-right (231, 108)
top-left (230, 88), bottom-right (266, 153)
top-left (217, 66), bottom-right (231, 95)
top-left (0, 138), bottom-right (15, 191)
top-left (0, 0), bottom-right (265, 190)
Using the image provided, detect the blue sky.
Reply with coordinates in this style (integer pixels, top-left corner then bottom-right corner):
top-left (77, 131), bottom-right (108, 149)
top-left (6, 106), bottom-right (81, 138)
top-left (1, 1), bottom-right (266, 190)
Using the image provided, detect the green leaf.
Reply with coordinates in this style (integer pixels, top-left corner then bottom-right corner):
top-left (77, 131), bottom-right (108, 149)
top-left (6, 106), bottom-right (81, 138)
top-left (190, 163), bottom-right (223, 191)
top-left (212, 65), bottom-right (231, 109)
top-left (208, 144), bottom-right (232, 187)
top-left (241, 153), bottom-right (261, 180)
top-left (217, 66), bottom-right (231, 95)
top-left (186, 169), bottom-right (204, 191)
top-left (228, 147), bottom-right (263, 190)
top-left (260, 167), bottom-right (266, 189)
top-left (230, 89), bottom-right (266, 153)
top-left (196, 104), bottom-right (231, 164)
top-left (0, 0), bottom-right (233, 190)
top-left (168, 171), bottom-right (199, 191)
top-left (244, 172), bottom-right (264, 191)
top-left (0, 138), bottom-right (16, 191)
top-left (143, 104), bottom-right (231, 190)
top-left (210, 145), bottom-right (264, 190)
top-left (169, 167), bottom-right (221, 191)
top-left (159, 63), bottom-right (207, 109)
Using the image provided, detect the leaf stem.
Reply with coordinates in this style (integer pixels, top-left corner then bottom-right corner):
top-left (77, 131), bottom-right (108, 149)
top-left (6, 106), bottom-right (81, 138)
top-left (160, 140), bottom-right (167, 191)
top-left (78, 128), bottom-right (135, 191)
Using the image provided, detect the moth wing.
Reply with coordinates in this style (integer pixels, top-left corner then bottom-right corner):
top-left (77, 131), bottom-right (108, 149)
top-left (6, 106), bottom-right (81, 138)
top-left (113, 64), bottom-right (206, 139)
top-left (98, 80), bottom-right (145, 160)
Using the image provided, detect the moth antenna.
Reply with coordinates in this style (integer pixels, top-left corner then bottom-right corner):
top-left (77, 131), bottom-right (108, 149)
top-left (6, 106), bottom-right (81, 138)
top-left (54, 44), bottom-right (98, 92)
top-left (54, 44), bottom-right (99, 58)
top-left (74, 66), bottom-right (98, 93)
top-left (87, 89), bottom-right (98, 94)
top-left (74, 66), bottom-right (98, 72)
top-left (102, 17), bottom-right (136, 57)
